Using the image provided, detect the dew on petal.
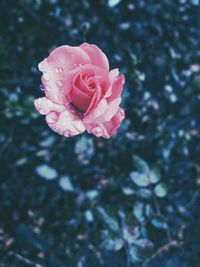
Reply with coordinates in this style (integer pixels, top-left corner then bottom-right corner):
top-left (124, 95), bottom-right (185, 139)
top-left (40, 84), bottom-right (45, 91)
top-left (95, 110), bottom-right (100, 116)
top-left (92, 127), bottom-right (104, 137)
top-left (54, 94), bottom-right (58, 101)
top-left (38, 62), bottom-right (43, 71)
top-left (39, 108), bottom-right (46, 115)
top-left (46, 112), bottom-right (58, 123)
top-left (73, 121), bottom-right (85, 132)
top-left (47, 99), bottom-right (54, 108)
top-left (63, 111), bottom-right (70, 117)
top-left (43, 73), bottom-right (50, 81)
top-left (56, 80), bottom-right (63, 86)
top-left (59, 67), bottom-right (63, 73)
top-left (37, 98), bottom-right (42, 104)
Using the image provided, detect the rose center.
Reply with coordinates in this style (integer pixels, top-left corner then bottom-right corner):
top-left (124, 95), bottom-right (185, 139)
top-left (70, 71), bottom-right (99, 112)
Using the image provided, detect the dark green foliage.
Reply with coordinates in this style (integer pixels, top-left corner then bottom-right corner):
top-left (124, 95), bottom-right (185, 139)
top-left (0, 0), bottom-right (199, 266)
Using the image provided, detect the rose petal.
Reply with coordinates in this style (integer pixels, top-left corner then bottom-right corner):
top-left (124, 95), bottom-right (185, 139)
top-left (70, 86), bottom-right (92, 112)
top-left (103, 108), bottom-right (125, 137)
top-left (80, 43), bottom-right (109, 71)
top-left (38, 45), bottom-right (91, 104)
top-left (34, 97), bottom-right (85, 137)
top-left (34, 97), bottom-right (66, 115)
top-left (83, 99), bottom-right (108, 123)
top-left (107, 73), bottom-right (125, 103)
top-left (85, 107), bottom-right (125, 138)
top-left (83, 78), bottom-right (102, 116)
top-left (47, 109), bottom-right (85, 137)
top-left (104, 97), bottom-right (121, 121)
top-left (68, 65), bottom-right (109, 114)
top-left (105, 69), bottom-right (119, 98)
top-left (68, 64), bottom-right (109, 83)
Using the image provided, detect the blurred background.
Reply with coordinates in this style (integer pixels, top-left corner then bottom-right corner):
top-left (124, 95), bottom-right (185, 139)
top-left (0, 0), bottom-right (199, 266)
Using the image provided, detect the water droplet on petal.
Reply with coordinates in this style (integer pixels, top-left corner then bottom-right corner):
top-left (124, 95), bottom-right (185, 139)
top-left (43, 73), bottom-right (50, 81)
top-left (56, 80), bottom-right (63, 86)
top-left (54, 94), bottom-right (58, 100)
top-left (59, 67), bottom-right (63, 73)
top-left (63, 111), bottom-right (69, 117)
top-left (39, 108), bottom-right (45, 115)
top-left (38, 98), bottom-right (42, 104)
top-left (40, 84), bottom-right (45, 91)
top-left (94, 110), bottom-right (101, 117)
top-left (92, 127), bottom-right (103, 137)
top-left (47, 99), bottom-right (54, 108)
top-left (46, 112), bottom-right (57, 123)
top-left (55, 67), bottom-right (59, 73)
top-left (38, 62), bottom-right (43, 71)
top-left (74, 122), bottom-right (85, 132)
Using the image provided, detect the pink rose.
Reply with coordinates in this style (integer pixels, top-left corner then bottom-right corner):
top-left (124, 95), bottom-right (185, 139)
top-left (34, 43), bottom-right (125, 138)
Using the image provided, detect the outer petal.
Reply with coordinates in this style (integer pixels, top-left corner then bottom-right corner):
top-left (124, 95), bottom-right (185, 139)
top-left (83, 99), bottom-right (108, 124)
top-left (34, 97), bottom-right (66, 115)
top-left (106, 72), bottom-right (125, 103)
top-left (46, 109), bottom-right (85, 137)
top-left (34, 97), bottom-right (85, 137)
top-left (80, 43), bottom-right (109, 72)
top-left (103, 97), bottom-right (121, 121)
top-left (38, 45), bottom-right (91, 104)
top-left (105, 69), bottom-right (119, 98)
top-left (85, 108), bottom-right (125, 138)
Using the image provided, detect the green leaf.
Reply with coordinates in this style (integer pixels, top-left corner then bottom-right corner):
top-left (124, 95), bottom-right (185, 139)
top-left (128, 244), bottom-right (141, 263)
top-left (137, 189), bottom-right (152, 199)
top-left (151, 216), bottom-right (168, 229)
top-left (130, 172), bottom-right (150, 187)
top-left (122, 187), bottom-right (135, 195)
top-left (102, 237), bottom-right (124, 251)
top-left (133, 155), bottom-right (150, 174)
top-left (59, 176), bottom-right (75, 192)
top-left (133, 202), bottom-right (145, 223)
top-left (154, 183), bottom-right (167, 198)
top-left (96, 206), bottom-right (119, 232)
top-left (149, 167), bottom-right (161, 184)
top-left (128, 239), bottom-right (154, 263)
top-left (145, 204), bottom-right (153, 218)
top-left (36, 164), bottom-right (57, 180)
top-left (74, 136), bottom-right (94, 159)
top-left (122, 223), bottom-right (141, 244)
top-left (108, 0), bottom-right (121, 8)
top-left (16, 157), bottom-right (27, 166)
top-left (84, 210), bottom-right (94, 223)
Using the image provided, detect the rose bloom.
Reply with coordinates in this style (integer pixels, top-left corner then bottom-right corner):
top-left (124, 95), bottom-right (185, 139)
top-left (34, 43), bottom-right (125, 138)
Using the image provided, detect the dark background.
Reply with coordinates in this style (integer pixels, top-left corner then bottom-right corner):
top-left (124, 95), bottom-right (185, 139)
top-left (0, 0), bottom-right (200, 266)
